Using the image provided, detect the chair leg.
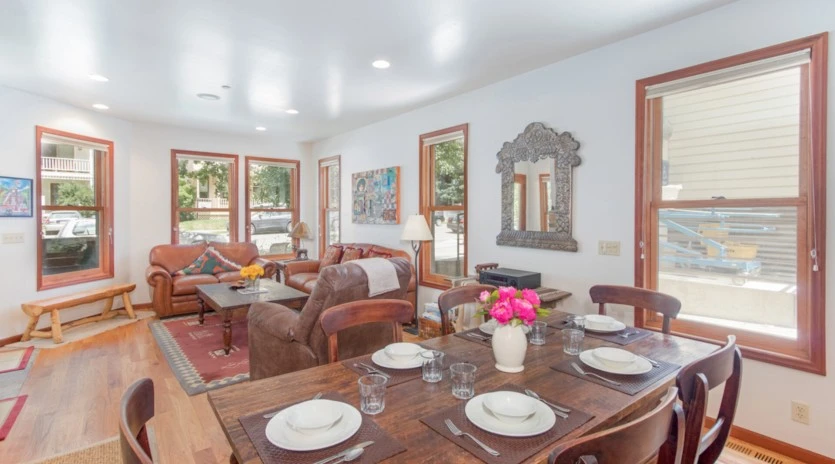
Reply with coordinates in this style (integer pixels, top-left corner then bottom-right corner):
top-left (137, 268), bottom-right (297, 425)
top-left (50, 310), bottom-right (63, 344)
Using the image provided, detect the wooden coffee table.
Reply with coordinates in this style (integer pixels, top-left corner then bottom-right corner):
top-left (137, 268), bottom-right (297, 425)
top-left (196, 280), bottom-right (309, 355)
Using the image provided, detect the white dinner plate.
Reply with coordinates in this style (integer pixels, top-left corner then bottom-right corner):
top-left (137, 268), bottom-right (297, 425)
top-left (265, 401), bottom-right (361, 451)
top-left (579, 349), bottom-right (652, 375)
top-left (371, 348), bottom-right (426, 369)
top-left (465, 392), bottom-right (556, 437)
top-left (478, 319), bottom-right (530, 335)
top-left (583, 320), bottom-right (627, 334)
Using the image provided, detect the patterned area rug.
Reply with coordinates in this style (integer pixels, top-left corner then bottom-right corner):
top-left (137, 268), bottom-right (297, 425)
top-left (0, 395), bottom-right (27, 440)
top-left (150, 313), bottom-right (249, 395)
top-left (0, 346), bottom-right (34, 374)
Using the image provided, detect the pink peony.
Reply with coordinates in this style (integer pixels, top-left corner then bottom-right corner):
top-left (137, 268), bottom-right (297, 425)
top-left (479, 290), bottom-right (491, 303)
top-left (511, 299), bottom-right (537, 325)
top-left (521, 288), bottom-right (541, 306)
top-left (498, 286), bottom-right (517, 301)
top-left (489, 300), bottom-right (514, 324)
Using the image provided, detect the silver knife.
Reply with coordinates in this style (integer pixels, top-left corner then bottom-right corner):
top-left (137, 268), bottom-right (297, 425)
top-left (312, 441), bottom-right (375, 464)
top-left (635, 353), bottom-right (660, 368)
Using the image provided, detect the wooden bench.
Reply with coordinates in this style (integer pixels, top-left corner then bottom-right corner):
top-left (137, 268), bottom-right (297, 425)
top-left (21, 283), bottom-right (137, 344)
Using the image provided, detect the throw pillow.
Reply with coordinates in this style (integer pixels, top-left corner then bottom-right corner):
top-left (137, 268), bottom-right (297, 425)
top-left (340, 247), bottom-right (363, 263)
top-left (320, 245), bottom-right (344, 268)
top-left (175, 246), bottom-right (243, 275)
top-left (367, 250), bottom-right (392, 259)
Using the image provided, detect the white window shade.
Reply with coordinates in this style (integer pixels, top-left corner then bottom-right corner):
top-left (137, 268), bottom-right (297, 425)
top-left (251, 159), bottom-right (297, 169)
top-left (645, 49), bottom-right (810, 99)
top-left (422, 130), bottom-right (464, 146)
top-left (41, 134), bottom-right (109, 152)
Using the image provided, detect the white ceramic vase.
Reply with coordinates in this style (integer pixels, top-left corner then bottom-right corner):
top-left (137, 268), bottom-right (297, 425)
top-left (491, 323), bottom-right (528, 373)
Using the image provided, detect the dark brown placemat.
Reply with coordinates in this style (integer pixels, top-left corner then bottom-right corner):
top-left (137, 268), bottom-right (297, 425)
top-left (342, 346), bottom-right (465, 387)
top-left (239, 392), bottom-right (406, 464)
top-left (420, 384), bottom-right (593, 464)
top-left (583, 327), bottom-right (654, 345)
top-left (550, 357), bottom-right (680, 395)
top-left (453, 326), bottom-right (558, 349)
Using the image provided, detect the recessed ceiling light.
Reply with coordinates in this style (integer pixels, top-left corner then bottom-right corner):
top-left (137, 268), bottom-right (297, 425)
top-left (197, 93), bottom-right (221, 101)
top-left (255, 126), bottom-right (267, 131)
top-left (88, 74), bottom-right (109, 82)
top-left (372, 60), bottom-right (391, 69)
top-left (285, 109), bottom-right (299, 115)
top-left (92, 103), bottom-right (109, 110)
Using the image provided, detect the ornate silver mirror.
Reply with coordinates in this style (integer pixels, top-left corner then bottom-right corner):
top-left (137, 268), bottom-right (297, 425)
top-left (495, 122), bottom-right (581, 251)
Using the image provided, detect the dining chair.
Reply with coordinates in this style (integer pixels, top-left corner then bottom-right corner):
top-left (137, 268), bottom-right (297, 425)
top-left (437, 284), bottom-right (497, 335)
top-left (119, 377), bottom-right (156, 464)
top-left (673, 335), bottom-right (742, 464)
top-left (549, 386), bottom-right (684, 464)
top-left (589, 285), bottom-right (681, 334)
top-left (320, 299), bottom-right (414, 363)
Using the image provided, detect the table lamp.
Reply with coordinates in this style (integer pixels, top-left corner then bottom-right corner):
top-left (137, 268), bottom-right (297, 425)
top-left (289, 221), bottom-right (312, 259)
top-left (400, 214), bottom-right (434, 334)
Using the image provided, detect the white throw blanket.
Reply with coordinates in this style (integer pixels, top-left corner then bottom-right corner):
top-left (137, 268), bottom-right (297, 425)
top-left (351, 258), bottom-right (401, 297)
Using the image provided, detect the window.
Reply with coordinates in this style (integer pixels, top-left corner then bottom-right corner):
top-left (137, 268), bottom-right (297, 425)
top-left (319, 156), bottom-right (341, 252)
top-left (245, 157), bottom-right (300, 259)
top-left (419, 124), bottom-right (468, 289)
top-left (635, 34), bottom-right (827, 373)
top-left (36, 126), bottom-right (114, 290)
top-left (171, 150), bottom-right (238, 244)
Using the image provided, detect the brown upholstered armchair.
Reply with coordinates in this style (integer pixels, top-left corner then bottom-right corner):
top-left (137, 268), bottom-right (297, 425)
top-left (248, 257), bottom-right (412, 380)
top-left (145, 241), bottom-right (276, 318)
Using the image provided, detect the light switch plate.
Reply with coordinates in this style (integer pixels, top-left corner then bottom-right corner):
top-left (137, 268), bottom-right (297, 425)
top-left (598, 240), bottom-right (621, 256)
top-left (2, 233), bottom-right (24, 244)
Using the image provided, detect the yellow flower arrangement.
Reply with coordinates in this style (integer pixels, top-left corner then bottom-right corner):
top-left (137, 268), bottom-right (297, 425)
top-left (240, 264), bottom-right (265, 281)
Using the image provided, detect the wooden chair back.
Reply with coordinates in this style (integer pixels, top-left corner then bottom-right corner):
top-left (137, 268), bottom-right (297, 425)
top-left (675, 335), bottom-right (742, 464)
top-left (589, 285), bottom-right (681, 334)
top-left (549, 387), bottom-right (684, 464)
top-left (119, 378), bottom-right (155, 464)
top-left (437, 284), bottom-right (497, 335)
top-left (320, 299), bottom-right (414, 363)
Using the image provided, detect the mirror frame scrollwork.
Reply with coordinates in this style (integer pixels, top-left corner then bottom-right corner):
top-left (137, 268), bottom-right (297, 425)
top-left (495, 122), bottom-right (581, 251)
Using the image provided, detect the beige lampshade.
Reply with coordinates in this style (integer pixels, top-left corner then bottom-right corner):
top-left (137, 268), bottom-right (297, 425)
top-left (400, 215), bottom-right (433, 241)
top-left (289, 221), bottom-right (312, 239)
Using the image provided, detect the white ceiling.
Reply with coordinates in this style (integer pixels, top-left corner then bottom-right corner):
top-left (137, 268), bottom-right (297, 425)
top-left (0, 0), bottom-right (736, 141)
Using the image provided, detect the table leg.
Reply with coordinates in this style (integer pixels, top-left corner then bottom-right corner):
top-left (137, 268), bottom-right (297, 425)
top-left (223, 310), bottom-right (232, 355)
top-left (198, 297), bottom-right (205, 325)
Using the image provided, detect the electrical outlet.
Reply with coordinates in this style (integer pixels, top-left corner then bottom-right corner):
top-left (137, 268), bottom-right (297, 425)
top-left (1, 233), bottom-right (24, 244)
top-left (598, 240), bottom-right (621, 256)
top-left (791, 401), bottom-right (810, 424)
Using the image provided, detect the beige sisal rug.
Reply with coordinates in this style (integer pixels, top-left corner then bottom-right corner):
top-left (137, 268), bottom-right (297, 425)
top-left (8, 311), bottom-right (156, 349)
top-left (28, 437), bottom-right (121, 464)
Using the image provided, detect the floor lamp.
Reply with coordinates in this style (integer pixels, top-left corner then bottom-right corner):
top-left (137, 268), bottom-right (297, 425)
top-left (401, 214), bottom-right (434, 335)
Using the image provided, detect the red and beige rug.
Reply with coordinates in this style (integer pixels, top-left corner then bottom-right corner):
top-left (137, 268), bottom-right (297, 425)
top-left (0, 346), bottom-right (36, 440)
top-left (0, 395), bottom-right (27, 440)
top-left (150, 313), bottom-right (250, 395)
top-left (0, 346), bottom-right (34, 374)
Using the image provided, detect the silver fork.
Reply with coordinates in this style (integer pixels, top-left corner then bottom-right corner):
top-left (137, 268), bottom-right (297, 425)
top-left (444, 419), bottom-right (500, 457)
top-left (571, 362), bottom-right (622, 386)
top-left (618, 330), bottom-right (638, 339)
top-left (466, 332), bottom-right (491, 341)
top-left (263, 392), bottom-right (323, 419)
top-left (356, 362), bottom-right (392, 379)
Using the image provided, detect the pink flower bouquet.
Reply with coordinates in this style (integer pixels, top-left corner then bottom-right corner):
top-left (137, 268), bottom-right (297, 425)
top-left (477, 287), bottom-right (549, 326)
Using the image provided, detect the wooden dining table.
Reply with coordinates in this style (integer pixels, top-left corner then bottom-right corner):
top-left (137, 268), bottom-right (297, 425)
top-left (208, 310), bottom-right (717, 463)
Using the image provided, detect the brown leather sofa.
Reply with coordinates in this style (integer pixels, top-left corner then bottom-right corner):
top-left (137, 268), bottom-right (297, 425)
top-left (283, 243), bottom-right (416, 309)
top-left (145, 242), bottom-right (276, 318)
top-left (248, 257), bottom-right (412, 380)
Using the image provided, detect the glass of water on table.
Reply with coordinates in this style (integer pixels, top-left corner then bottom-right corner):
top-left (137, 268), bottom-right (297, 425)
top-left (562, 315), bottom-right (585, 355)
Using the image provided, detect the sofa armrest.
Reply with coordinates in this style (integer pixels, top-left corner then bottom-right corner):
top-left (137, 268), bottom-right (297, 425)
top-left (145, 265), bottom-right (172, 287)
top-left (248, 301), bottom-right (300, 342)
top-left (250, 257), bottom-right (277, 279)
top-left (283, 260), bottom-right (321, 280)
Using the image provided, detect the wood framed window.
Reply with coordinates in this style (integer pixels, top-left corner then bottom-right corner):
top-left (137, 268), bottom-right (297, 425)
top-left (539, 174), bottom-right (552, 231)
top-left (171, 150), bottom-right (238, 244)
top-left (419, 124), bottom-right (468, 289)
top-left (36, 127), bottom-right (114, 290)
top-left (513, 174), bottom-right (527, 231)
top-left (635, 33), bottom-right (827, 374)
top-left (244, 156), bottom-right (300, 259)
top-left (319, 156), bottom-right (341, 253)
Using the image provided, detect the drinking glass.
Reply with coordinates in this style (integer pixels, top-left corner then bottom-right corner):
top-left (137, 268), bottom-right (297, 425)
top-left (450, 363), bottom-right (477, 399)
top-left (562, 328), bottom-right (584, 355)
top-left (529, 321), bottom-right (548, 345)
top-left (420, 350), bottom-right (444, 383)
top-left (566, 314), bottom-right (586, 331)
top-left (358, 374), bottom-right (388, 415)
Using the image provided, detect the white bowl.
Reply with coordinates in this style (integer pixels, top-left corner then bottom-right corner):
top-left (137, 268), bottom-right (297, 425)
top-left (481, 391), bottom-right (538, 424)
top-left (284, 399), bottom-right (343, 436)
top-left (584, 314), bottom-right (618, 328)
top-left (592, 347), bottom-right (637, 368)
top-left (384, 343), bottom-right (423, 363)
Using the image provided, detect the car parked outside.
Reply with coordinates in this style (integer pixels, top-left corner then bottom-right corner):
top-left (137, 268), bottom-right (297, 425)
top-left (251, 212), bottom-right (293, 234)
top-left (43, 211), bottom-right (82, 235)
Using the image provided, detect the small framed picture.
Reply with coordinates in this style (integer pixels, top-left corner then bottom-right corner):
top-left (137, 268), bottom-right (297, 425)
top-left (0, 176), bottom-right (33, 218)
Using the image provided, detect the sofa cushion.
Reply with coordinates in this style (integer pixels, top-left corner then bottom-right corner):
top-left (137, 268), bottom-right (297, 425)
top-left (287, 272), bottom-right (319, 293)
top-left (320, 245), bottom-right (344, 268)
top-left (175, 246), bottom-right (243, 275)
top-left (367, 250), bottom-right (392, 259)
top-left (340, 247), bottom-right (363, 263)
top-left (172, 274), bottom-right (219, 295)
top-left (216, 271), bottom-right (242, 283)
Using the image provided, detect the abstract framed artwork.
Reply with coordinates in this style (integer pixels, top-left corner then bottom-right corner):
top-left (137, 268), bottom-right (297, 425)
top-left (352, 166), bottom-right (400, 224)
top-left (0, 176), bottom-right (33, 218)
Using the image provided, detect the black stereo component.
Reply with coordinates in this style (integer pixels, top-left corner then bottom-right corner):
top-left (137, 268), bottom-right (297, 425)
top-left (478, 268), bottom-right (541, 290)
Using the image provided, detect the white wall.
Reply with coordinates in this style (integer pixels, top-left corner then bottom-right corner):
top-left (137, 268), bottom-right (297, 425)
top-left (0, 86), bottom-right (311, 339)
top-left (309, 0), bottom-right (835, 457)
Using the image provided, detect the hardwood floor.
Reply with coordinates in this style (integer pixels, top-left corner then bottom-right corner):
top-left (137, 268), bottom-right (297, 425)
top-left (0, 318), bottom-right (794, 463)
